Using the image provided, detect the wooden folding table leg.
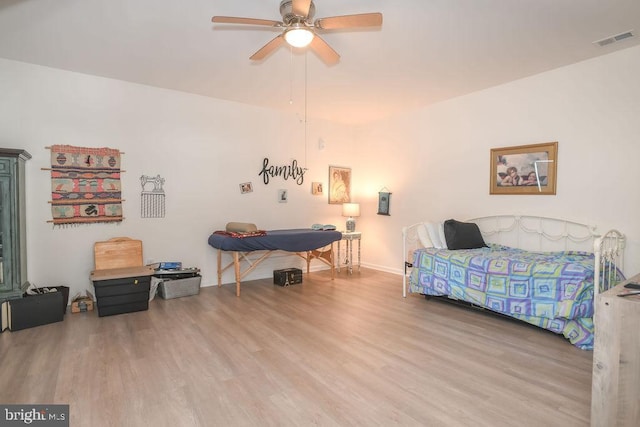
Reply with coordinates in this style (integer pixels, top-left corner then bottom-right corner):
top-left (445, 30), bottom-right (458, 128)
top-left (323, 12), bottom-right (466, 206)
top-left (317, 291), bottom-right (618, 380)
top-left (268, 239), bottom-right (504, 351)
top-left (233, 252), bottom-right (241, 296)
top-left (331, 243), bottom-right (335, 280)
top-left (217, 249), bottom-right (222, 287)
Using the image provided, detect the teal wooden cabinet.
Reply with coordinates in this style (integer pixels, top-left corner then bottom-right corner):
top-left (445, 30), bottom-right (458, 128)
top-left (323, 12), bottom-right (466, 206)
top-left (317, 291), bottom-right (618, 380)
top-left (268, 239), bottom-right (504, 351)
top-left (0, 148), bottom-right (31, 302)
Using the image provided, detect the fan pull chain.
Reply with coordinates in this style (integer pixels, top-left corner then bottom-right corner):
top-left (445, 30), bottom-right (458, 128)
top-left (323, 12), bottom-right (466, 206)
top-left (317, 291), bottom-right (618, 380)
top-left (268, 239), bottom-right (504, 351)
top-left (304, 51), bottom-right (308, 169)
top-left (289, 45), bottom-right (294, 105)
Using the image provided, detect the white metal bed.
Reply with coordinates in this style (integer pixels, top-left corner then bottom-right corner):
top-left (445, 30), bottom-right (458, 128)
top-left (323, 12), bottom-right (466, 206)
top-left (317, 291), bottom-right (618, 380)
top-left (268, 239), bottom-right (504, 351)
top-left (403, 214), bottom-right (625, 299)
top-left (401, 215), bottom-right (625, 349)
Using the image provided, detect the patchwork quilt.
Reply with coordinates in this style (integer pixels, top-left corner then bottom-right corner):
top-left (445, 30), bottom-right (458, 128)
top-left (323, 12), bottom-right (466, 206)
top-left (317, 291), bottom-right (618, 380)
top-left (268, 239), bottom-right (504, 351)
top-left (409, 244), bottom-right (610, 350)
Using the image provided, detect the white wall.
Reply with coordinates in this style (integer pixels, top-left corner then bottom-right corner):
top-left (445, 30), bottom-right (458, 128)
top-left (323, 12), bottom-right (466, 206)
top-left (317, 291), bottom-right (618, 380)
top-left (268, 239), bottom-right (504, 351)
top-left (2, 45), bottom-right (639, 299)
top-left (0, 58), bottom-right (356, 296)
top-left (355, 45), bottom-right (640, 277)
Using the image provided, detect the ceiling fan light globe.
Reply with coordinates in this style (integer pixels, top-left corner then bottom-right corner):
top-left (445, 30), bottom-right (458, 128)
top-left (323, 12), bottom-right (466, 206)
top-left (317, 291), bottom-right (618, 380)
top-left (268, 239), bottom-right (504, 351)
top-left (284, 28), bottom-right (314, 47)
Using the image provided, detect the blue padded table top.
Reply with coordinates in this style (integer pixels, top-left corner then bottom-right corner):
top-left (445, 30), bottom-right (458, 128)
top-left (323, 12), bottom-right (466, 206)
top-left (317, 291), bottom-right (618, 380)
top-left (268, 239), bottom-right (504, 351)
top-left (208, 229), bottom-right (342, 252)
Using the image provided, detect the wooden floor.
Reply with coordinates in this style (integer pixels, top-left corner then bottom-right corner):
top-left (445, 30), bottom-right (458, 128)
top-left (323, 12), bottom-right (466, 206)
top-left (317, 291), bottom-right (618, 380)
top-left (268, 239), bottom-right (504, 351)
top-left (0, 268), bottom-right (593, 427)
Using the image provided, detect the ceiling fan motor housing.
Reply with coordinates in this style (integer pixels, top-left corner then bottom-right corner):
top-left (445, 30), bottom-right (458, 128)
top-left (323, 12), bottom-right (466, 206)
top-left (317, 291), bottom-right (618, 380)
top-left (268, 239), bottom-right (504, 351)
top-left (280, 0), bottom-right (316, 24)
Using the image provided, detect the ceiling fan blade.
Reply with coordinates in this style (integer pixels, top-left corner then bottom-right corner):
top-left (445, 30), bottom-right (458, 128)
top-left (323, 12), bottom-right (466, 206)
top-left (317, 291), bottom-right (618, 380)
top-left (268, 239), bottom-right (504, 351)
top-left (250, 35), bottom-right (286, 61)
top-left (315, 13), bottom-right (383, 30)
top-left (292, 0), bottom-right (312, 17)
top-left (212, 16), bottom-right (282, 27)
top-left (309, 35), bottom-right (340, 65)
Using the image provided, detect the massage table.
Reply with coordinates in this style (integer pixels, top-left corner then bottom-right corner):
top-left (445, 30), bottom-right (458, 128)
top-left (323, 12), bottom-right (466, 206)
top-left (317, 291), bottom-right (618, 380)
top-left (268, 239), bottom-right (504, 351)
top-left (208, 229), bottom-right (343, 296)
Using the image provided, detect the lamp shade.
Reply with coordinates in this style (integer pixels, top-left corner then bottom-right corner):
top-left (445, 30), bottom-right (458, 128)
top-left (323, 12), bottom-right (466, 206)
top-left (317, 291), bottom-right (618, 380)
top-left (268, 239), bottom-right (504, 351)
top-left (342, 203), bottom-right (360, 218)
top-left (284, 27), bottom-right (314, 48)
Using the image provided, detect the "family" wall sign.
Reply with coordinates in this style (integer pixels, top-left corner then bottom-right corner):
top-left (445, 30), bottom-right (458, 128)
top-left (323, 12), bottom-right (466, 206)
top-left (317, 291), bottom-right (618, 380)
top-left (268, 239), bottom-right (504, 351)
top-left (258, 158), bottom-right (306, 185)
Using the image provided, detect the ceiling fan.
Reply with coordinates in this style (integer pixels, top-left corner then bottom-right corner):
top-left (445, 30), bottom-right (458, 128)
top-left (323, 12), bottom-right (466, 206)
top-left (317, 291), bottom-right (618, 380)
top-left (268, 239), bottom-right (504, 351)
top-left (211, 0), bottom-right (383, 65)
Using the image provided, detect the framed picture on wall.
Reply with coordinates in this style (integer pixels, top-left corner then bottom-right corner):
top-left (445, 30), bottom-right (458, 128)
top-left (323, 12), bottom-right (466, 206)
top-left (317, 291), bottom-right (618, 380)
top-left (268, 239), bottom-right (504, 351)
top-left (328, 166), bottom-right (351, 204)
top-left (490, 142), bottom-right (558, 195)
top-left (239, 182), bottom-right (253, 194)
top-left (377, 190), bottom-right (391, 215)
top-left (311, 182), bottom-right (323, 195)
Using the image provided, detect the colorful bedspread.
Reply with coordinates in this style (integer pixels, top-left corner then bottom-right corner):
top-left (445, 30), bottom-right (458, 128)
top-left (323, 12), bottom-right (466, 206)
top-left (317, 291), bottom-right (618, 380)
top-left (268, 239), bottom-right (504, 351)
top-left (409, 244), bottom-right (607, 350)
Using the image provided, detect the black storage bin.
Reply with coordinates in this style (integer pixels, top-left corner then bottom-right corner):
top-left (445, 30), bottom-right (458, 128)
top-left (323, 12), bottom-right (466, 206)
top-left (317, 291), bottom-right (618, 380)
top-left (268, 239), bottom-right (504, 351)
top-left (273, 268), bottom-right (303, 286)
top-left (92, 275), bottom-right (151, 317)
top-left (7, 291), bottom-right (64, 331)
top-left (28, 285), bottom-right (69, 316)
top-left (59, 285), bottom-right (70, 316)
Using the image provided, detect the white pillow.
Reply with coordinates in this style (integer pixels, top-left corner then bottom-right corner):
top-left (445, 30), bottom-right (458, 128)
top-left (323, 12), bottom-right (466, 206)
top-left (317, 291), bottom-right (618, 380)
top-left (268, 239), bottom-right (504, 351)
top-left (425, 222), bottom-right (446, 249)
top-left (417, 224), bottom-right (433, 248)
top-left (438, 222), bottom-right (448, 249)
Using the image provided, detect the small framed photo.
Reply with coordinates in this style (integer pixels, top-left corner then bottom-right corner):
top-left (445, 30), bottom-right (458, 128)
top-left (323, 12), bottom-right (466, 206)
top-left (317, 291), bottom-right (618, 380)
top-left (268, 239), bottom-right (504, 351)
top-left (239, 182), bottom-right (253, 194)
top-left (490, 142), bottom-right (558, 195)
top-left (278, 189), bottom-right (288, 203)
top-left (311, 182), bottom-right (323, 195)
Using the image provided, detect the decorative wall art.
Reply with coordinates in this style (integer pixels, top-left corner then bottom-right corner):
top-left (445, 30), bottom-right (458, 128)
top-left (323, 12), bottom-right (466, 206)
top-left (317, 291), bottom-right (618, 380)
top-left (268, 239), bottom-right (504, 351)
top-left (311, 182), bottom-right (323, 195)
top-left (328, 166), bottom-right (351, 204)
top-left (258, 158), bottom-right (306, 185)
top-left (49, 145), bottom-right (123, 225)
top-left (240, 182), bottom-right (253, 194)
top-left (278, 189), bottom-right (288, 203)
top-left (490, 142), bottom-right (558, 195)
top-left (140, 174), bottom-right (165, 218)
top-left (377, 188), bottom-right (391, 215)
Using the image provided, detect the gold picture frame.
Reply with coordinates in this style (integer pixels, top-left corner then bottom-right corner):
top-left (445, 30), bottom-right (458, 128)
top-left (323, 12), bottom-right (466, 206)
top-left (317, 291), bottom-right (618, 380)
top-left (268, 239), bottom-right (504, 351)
top-left (328, 166), bottom-right (351, 204)
top-left (490, 142), bottom-right (558, 195)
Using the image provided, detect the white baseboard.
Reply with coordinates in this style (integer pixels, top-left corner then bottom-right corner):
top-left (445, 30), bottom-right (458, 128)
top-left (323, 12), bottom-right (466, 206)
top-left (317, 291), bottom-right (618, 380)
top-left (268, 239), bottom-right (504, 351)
top-left (360, 262), bottom-right (403, 275)
top-left (201, 260), bottom-right (403, 288)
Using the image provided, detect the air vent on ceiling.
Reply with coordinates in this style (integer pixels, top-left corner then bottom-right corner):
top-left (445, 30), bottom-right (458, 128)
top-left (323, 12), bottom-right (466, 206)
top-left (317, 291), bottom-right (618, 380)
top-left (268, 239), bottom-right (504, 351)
top-left (593, 30), bottom-right (635, 47)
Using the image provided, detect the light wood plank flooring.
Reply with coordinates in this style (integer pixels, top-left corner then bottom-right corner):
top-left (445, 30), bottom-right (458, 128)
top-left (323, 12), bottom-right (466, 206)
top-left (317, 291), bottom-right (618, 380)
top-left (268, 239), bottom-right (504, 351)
top-left (0, 268), bottom-right (593, 426)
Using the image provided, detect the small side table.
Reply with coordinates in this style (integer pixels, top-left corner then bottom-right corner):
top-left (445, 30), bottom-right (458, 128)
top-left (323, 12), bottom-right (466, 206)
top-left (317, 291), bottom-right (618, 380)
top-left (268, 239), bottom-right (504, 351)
top-left (591, 273), bottom-right (640, 426)
top-left (337, 231), bottom-right (361, 274)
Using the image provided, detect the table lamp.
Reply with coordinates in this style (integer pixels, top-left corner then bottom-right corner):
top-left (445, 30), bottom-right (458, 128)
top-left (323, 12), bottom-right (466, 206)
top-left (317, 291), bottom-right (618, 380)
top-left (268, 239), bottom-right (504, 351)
top-left (342, 203), bottom-right (360, 232)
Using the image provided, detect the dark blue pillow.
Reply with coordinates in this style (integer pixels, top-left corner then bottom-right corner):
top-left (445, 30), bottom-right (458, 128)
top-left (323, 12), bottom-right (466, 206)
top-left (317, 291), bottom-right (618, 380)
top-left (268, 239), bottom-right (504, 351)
top-left (444, 219), bottom-right (487, 250)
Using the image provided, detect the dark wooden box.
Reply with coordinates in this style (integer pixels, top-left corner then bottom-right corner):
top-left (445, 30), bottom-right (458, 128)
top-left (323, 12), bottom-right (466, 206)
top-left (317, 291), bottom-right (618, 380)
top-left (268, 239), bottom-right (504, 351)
top-left (273, 268), bottom-right (303, 286)
top-left (92, 275), bottom-right (151, 317)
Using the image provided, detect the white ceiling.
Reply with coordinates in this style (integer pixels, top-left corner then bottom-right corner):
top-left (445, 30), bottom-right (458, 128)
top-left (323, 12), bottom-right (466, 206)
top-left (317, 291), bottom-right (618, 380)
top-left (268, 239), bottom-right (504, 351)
top-left (1, 0), bottom-right (639, 124)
